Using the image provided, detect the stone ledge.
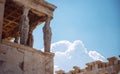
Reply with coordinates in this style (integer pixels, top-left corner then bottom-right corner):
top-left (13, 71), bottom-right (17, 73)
top-left (1, 39), bottom-right (54, 58)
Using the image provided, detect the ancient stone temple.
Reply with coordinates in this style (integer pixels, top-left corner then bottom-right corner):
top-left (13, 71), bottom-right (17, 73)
top-left (0, 0), bottom-right (56, 74)
top-left (55, 56), bottom-right (120, 74)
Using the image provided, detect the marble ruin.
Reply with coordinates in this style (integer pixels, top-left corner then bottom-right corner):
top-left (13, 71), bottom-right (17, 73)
top-left (0, 0), bottom-right (119, 74)
top-left (0, 0), bottom-right (56, 74)
top-left (55, 56), bottom-right (120, 74)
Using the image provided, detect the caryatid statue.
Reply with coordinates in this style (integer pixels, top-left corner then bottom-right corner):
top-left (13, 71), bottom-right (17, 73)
top-left (27, 28), bottom-right (34, 47)
top-left (19, 6), bottom-right (30, 45)
top-left (43, 16), bottom-right (52, 52)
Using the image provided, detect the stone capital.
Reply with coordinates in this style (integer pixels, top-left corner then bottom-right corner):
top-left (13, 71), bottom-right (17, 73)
top-left (45, 16), bottom-right (52, 24)
top-left (23, 6), bottom-right (30, 16)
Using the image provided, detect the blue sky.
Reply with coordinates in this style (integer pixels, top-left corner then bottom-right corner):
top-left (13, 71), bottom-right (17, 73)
top-left (33, 0), bottom-right (120, 72)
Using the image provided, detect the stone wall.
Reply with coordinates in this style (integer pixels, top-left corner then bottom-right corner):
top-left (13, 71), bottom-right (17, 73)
top-left (0, 40), bottom-right (54, 74)
top-left (56, 57), bottom-right (120, 74)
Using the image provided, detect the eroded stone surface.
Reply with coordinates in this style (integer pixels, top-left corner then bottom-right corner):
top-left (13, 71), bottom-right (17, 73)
top-left (56, 57), bottom-right (120, 74)
top-left (0, 41), bottom-right (54, 74)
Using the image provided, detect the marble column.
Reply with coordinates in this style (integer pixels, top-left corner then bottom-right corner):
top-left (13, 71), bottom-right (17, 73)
top-left (19, 6), bottom-right (30, 45)
top-left (0, 0), bottom-right (6, 43)
top-left (43, 16), bottom-right (52, 52)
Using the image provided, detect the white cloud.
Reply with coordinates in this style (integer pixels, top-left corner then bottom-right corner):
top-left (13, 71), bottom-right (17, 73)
top-left (42, 40), bottom-right (106, 71)
top-left (51, 40), bottom-right (105, 61)
top-left (54, 65), bottom-right (60, 71)
top-left (88, 51), bottom-right (105, 61)
top-left (78, 40), bottom-right (88, 53)
top-left (51, 40), bottom-right (84, 60)
top-left (66, 40), bottom-right (82, 53)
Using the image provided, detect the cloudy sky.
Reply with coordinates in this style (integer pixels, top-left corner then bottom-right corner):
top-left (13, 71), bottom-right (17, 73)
top-left (33, 0), bottom-right (120, 72)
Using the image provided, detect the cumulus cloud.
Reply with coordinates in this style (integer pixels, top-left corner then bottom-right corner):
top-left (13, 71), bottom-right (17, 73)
top-left (51, 40), bottom-right (105, 61)
top-left (88, 51), bottom-right (105, 61)
top-left (54, 65), bottom-right (60, 71)
top-left (42, 40), bottom-right (106, 71)
top-left (51, 40), bottom-right (83, 60)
